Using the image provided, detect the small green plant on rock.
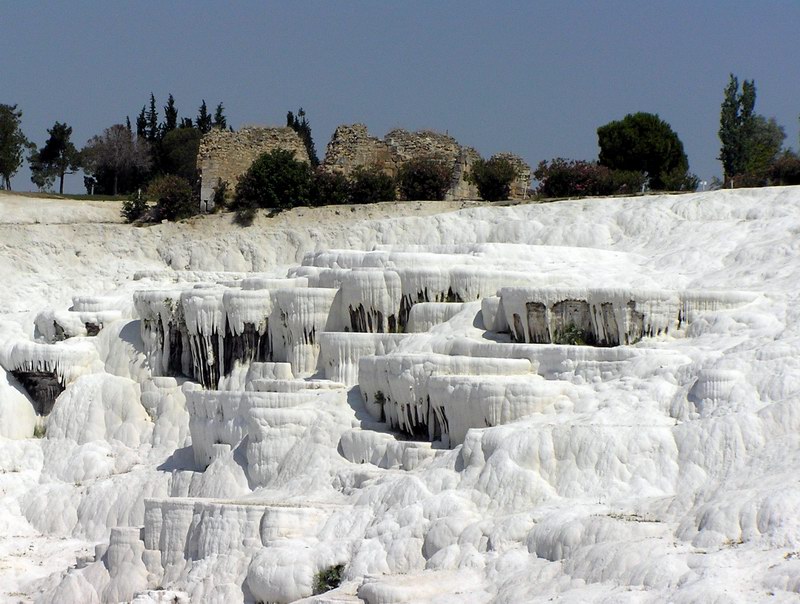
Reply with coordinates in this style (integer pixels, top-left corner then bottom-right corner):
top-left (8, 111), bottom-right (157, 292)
top-left (313, 564), bottom-right (345, 594)
top-left (555, 324), bottom-right (591, 346)
top-left (121, 190), bottom-right (148, 223)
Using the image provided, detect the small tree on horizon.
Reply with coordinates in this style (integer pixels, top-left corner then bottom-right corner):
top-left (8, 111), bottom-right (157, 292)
top-left (82, 124), bottom-right (151, 195)
top-left (597, 112), bottom-right (691, 190)
top-left (29, 121), bottom-right (81, 194)
top-left (146, 93), bottom-right (159, 142)
top-left (162, 94), bottom-right (178, 135)
top-left (719, 74), bottom-right (756, 183)
top-left (718, 74), bottom-right (786, 186)
top-left (0, 104), bottom-right (34, 190)
top-left (287, 108), bottom-right (319, 166)
top-left (196, 100), bottom-right (212, 134)
top-left (213, 103), bottom-right (227, 130)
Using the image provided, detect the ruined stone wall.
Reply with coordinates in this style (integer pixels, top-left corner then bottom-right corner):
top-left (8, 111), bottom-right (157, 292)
top-left (322, 124), bottom-right (530, 201)
top-left (322, 124), bottom-right (396, 176)
top-left (198, 127), bottom-right (310, 211)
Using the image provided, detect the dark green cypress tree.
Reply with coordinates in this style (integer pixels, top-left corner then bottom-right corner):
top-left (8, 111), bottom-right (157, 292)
top-left (136, 106), bottom-right (147, 139)
top-left (147, 93), bottom-right (159, 142)
top-left (196, 100), bottom-right (212, 134)
top-left (213, 103), bottom-right (227, 130)
top-left (163, 94), bottom-right (178, 135)
top-left (286, 107), bottom-right (318, 166)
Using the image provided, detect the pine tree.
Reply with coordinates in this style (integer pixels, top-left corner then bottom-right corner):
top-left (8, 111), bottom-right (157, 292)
top-left (196, 100), bottom-right (212, 134)
top-left (29, 121), bottom-right (81, 194)
top-left (286, 107), bottom-right (318, 166)
top-left (147, 93), bottom-right (159, 142)
top-left (163, 94), bottom-right (178, 135)
top-left (136, 106), bottom-right (147, 139)
top-left (213, 102), bottom-right (227, 130)
top-left (126, 116), bottom-right (132, 133)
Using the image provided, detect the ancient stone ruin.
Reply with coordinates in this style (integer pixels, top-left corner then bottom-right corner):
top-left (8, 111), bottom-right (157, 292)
top-left (197, 123), bottom-right (531, 210)
top-left (323, 124), bottom-right (531, 201)
top-left (197, 127), bottom-right (310, 211)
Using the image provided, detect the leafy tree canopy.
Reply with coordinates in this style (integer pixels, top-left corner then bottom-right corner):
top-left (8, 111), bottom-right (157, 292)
top-left (397, 156), bottom-right (453, 201)
top-left (160, 127), bottom-right (202, 182)
top-left (597, 112), bottom-right (689, 190)
top-left (233, 148), bottom-right (313, 212)
top-left (30, 121), bottom-right (81, 194)
top-left (82, 124), bottom-right (151, 195)
top-left (0, 104), bottom-right (33, 190)
top-left (468, 156), bottom-right (518, 201)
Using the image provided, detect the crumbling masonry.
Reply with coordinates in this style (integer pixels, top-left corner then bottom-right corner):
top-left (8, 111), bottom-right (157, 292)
top-left (198, 123), bottom-right (530, 211)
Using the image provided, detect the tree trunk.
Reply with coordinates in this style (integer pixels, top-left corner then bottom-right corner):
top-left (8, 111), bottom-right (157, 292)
top-left (113, 172), bottom-right (118, 196)
top-left (59, 171), bottom-right (65, 195)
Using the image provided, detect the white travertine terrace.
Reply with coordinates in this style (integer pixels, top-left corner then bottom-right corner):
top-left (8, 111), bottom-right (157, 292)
top-left (3, 188), bottom-right (800, 603)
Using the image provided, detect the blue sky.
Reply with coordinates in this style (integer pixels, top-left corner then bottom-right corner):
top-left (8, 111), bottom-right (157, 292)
top-left (4, 1), bottom-right (799, 193)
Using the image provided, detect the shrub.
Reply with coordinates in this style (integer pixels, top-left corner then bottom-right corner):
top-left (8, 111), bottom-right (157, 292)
top-left (121, 190), bottom-right (148, 223)
top-left (533, 159), bottom-right (657, 198)
top-left (397, 156), bottom-right (454, 201)
top-left (313, 564), bottom-right (345, 594)
top-left (608, 169), bottom-right (648, 194)
top-left (211, 178), bottom-right (228, 210)
top-left (147, 174), bottom-right (196, 221)
top-left (534, 158), bottom-right (614, 198)
top-left (659, 166), bottom-right (699, 192)
top-left (769, 151), bottom-right (800, 186)
top-left (468, 156), bottom-right (518, 201)
top-left (233, 149), bottom-right (313, 211)
top-left (312, 169), bottom-right (351, 206)
top-left (349, 165), bottom-right (395, 204)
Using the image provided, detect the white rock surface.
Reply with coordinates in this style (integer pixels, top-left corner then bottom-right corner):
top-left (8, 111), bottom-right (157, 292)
top-left (2, 189), bottom-right (800, 603)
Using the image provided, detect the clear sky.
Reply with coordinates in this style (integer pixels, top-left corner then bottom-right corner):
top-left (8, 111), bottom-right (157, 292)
top-left (4, 1), bottom-right (800, 193)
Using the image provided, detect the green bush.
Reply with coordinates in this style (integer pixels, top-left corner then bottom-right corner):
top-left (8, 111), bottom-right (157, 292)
top-left (468, 156), bottom-right (518, 201)
top-left (233, 149), bottom-right (313, 211)
top-left (211, 178), bottom-right (228, 210)
top-left (121, 190), bottom-right (149, 223)
top-left (534, 159), bottom-right (654, 198)
top-left (312, 169), bottom-right (351, 206)
top-left (349, 165), bottom-right (395, 204)
top-left (608, 169), bottom-right (648, 194)
top-left (534, 158), bottom-right (614, 198)
top-left (313, 564), bottom-right (345, 594)
top-left (659, 166), bottom-right (699, 192)
top-left (769, 151), bottom-right (800, 186)
top-left (397, 156), bottom-right (453, 201)
top-left (148, 174), bottom-right (196, 221)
